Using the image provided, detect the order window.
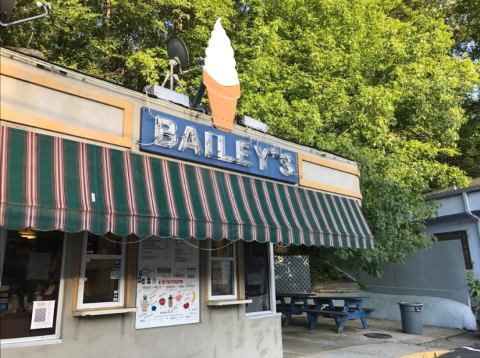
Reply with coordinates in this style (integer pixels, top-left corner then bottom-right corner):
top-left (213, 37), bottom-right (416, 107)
top-left (244, 242), bottom-right (275, 315)
top-left (76, 232), bottom-right (126, 310)
top-left (208, 239), bottom-right (237, 300)
top-left (0, 229), bottom-right (65, 341)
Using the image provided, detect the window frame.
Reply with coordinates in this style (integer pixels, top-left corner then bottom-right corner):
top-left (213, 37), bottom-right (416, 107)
top-left (207, 240), bottom-right (238, 301)
top-left (0, 227), bottom-right (67, 348)
top-left (433, 230), bottom-right (473, 270)
top-left (76, 231), bottom-right (126, 310)
top-left (245, 242), bottom-right (277, 318)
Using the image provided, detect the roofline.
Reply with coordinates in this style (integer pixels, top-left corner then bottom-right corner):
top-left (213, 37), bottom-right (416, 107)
top-left (426, 185), bottom-right (480, 201)
top-left (1, 47), bottom-right (356, 164)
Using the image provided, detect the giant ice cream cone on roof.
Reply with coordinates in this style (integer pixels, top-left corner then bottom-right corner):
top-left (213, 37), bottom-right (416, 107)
top-left (203, 18), bottom-right (240, 132)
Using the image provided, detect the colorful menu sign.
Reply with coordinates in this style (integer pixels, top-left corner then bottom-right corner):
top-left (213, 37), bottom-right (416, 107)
top-left (140, 107), bottom-right (298, 184)
top-left (135, 238), bottom-right (199, 329)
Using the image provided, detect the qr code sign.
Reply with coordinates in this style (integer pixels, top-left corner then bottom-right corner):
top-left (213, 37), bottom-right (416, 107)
top-left (34, 308), bottom-right (47, 322)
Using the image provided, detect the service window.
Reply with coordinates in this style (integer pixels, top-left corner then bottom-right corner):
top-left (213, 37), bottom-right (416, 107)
top-left (207, 239), bottom-right (237, 300)
top-left (244, 242), bottom-right (276, 316)
top-left (76, 232), bottom-right (126, 310)
top-left (0, 228), bottom-right (65, 342)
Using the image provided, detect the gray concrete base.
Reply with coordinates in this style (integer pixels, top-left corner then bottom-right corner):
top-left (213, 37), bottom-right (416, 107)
top-left (282, 316), bottom-right (478, 358)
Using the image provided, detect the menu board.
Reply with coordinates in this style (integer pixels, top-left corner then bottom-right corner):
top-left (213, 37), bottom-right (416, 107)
top-left (135, 237), bottom-right (200, 329)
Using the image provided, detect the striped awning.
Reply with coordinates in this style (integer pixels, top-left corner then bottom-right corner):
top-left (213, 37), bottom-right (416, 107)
top-left (0, 127), bottom-right (374, 249)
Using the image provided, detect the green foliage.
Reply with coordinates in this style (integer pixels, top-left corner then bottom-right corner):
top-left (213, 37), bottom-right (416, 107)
top-left (467, 270), bottom-right (480, 299)
top-left (450, 0), bottom-right (480, 61)
top-left (1, 0), bottom-right (478, 275)
top-left (441, 99), bottom-right (480, 178)
top-left (439, 0), bottom-right (480, 179)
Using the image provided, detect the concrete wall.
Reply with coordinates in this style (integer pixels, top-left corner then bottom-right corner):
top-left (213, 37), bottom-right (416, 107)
top-left (354, 241), bottom-right (471, 306)
top-left (425, 219), bottom-right (480, 279)
top-left (1, 234), bottom-right (283, 358)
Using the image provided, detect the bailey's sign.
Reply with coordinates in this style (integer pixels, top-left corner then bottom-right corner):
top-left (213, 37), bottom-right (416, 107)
top-left (140, 108), bottom-right (298, 184)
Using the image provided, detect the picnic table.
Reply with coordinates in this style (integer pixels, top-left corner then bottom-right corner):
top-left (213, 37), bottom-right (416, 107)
top-left (276, 293), bottom-right (375, 333)
top-left (276, 292), bottom-right (316, 326)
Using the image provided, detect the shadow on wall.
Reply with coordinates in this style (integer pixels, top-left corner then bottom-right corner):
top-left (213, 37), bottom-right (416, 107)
top-left (350, 240), bottom-right (470, 306)
top-left (274, 255), bottom-right (311, 292)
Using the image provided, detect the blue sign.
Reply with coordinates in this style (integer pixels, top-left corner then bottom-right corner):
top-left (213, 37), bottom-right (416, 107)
top-left (140, 107), bottom-right (298, 184)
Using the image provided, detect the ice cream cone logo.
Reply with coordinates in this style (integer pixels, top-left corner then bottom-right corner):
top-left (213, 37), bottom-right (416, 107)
top-left (203, 18), bottom-right (240, 132)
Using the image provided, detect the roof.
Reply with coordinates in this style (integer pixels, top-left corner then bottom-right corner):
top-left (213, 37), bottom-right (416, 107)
top-left (426, 177), bottom-right (480, 199)
top-left (1, 47), bottom-right (356, 163)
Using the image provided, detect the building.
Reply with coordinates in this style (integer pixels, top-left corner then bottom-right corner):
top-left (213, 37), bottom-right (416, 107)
top-left (0, 47), bottom-right (373, 357)
top-left (425, 178), bottom-right (480, 279)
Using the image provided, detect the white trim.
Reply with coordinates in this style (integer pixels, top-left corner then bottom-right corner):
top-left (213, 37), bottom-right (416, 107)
top-left (0, 227), bottom-right (6, 286)
top-left (245, 242), bottom-right (276, 317)
top-left (269, 243), bottom-right (277, 314)
top-left (207, 240), bottom-right (237, 301)
top-left (206, 299), bottom-right (252, 306)
top-left (1, 338), bottom-right (62, 349)
top-left (246, 313), bottom-right (282, 320)
top-left (246, 310), bottom-right (274, 317)
top-left (0, 231), bottom-right (67, 346)
top-left (76, 232), bottom-right (126, 309)
top-left (72, 307), bottom-right (137, 316)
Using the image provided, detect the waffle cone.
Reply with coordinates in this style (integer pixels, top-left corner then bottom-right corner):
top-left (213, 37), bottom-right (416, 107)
top-left (203, 69), bottom-right (240, 132)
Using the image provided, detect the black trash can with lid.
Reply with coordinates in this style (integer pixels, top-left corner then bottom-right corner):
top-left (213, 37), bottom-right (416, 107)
top-left (398, 302), bottom-right (423, 334)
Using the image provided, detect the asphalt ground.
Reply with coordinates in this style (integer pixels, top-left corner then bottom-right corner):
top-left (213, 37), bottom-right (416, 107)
top-left (282, 315), bottom-right (479, 358)
top-left (437, 343), bottom-right (480, 358)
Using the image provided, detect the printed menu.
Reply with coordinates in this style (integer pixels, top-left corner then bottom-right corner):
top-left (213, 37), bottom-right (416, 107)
top-left (135, 238), bottom-right (199, 329)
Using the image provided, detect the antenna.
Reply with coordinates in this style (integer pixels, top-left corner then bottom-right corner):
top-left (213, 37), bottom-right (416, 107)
top-left (161, 37), bottom-right (189, 94)
top-left (146, 37), bottom-right (205, 109)
top-left (0, 0), bottom-right (52, 28)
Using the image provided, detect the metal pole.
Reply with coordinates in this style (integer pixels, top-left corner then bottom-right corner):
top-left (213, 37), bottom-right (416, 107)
top-left (170, 61), bottom-right (174, 90)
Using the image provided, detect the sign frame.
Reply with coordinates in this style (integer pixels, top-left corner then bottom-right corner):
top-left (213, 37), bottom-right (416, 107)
top-left (140, 107), bottom-right (298, 184)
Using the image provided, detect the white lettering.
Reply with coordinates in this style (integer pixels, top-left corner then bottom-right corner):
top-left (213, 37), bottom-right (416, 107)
top-left (178, 126), bottom-right (202, 155)
top-left (218, 135), bottom-right (235, 163)
top-left (236, 140), bottom-right (251, 167)
top-left (154, 116), bottom-right (177, 148)
top-left (254, 145), bottom-right (269, 170)
top-left (279, 153), bottom-right (295, 176)
top-left (205, 132), bottom-right (213, 157)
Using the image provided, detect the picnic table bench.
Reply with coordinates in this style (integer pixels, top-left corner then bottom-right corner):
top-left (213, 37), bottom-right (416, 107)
top-left (276, 293), bottom-right (376, 333)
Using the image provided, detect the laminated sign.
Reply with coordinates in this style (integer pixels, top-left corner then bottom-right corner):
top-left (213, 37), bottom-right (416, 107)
top-left (135, 238), bottom-right (199, 329)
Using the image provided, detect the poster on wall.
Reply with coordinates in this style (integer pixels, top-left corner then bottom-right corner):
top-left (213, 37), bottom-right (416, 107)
top-left (135, 237), bottom-right (200, 329)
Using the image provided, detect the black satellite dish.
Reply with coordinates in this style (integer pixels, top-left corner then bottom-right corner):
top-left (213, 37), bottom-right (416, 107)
top-left (0, 0), bottom-right (15, 23)
top-left (167, 37), bottom-right (189, 71)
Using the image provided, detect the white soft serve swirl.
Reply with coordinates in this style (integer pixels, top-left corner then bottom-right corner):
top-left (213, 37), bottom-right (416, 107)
top-left (204, 18), bottom-right (240, 87)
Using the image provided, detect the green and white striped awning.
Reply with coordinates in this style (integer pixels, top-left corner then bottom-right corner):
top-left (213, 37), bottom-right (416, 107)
top-left (0, 127), bottom-right (374, 249)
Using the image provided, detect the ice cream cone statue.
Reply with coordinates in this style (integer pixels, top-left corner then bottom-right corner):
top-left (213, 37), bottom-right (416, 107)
top-left (203, 18), bottom-right (240, 132)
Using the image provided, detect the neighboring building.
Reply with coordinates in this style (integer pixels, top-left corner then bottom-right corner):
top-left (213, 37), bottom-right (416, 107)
top-left (0, 47), bottom-right (373, 357)
top-left (425, 178), bottom-right (480, 279)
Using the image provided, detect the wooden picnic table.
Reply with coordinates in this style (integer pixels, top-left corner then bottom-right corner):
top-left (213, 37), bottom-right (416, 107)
top-left (276, 293), bottom-right (375, 333)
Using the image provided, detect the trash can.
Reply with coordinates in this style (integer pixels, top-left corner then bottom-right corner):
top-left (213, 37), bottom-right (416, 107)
top-left (398, 302), bottom-right (423, 334)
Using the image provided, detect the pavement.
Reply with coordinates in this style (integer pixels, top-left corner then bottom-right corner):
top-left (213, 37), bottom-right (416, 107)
top-left (282, 315), bottom-right (479, 358)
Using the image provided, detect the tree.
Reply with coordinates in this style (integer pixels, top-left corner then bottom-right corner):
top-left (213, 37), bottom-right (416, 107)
top-left (447, 0), bottom-right (480, 179)
top-left (442, 99), bottom-right (480, 178)
top-left (1, 0), bottom-right (477, 275)
top-left (450, 0), bottom-right (480, 60)
top-left (231, 0), bottom-right (476, 274)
